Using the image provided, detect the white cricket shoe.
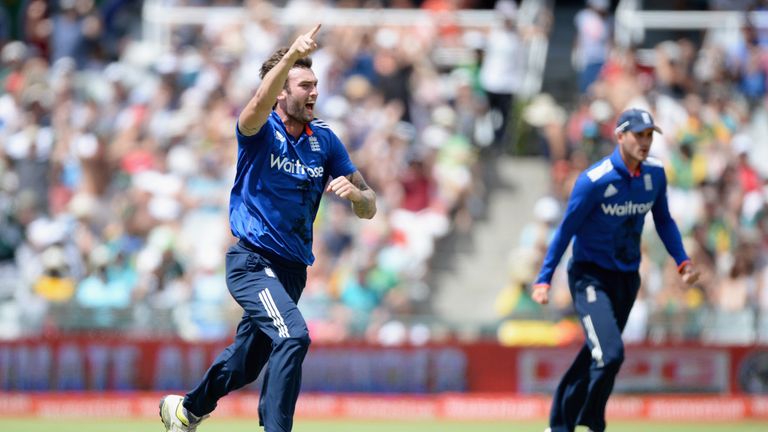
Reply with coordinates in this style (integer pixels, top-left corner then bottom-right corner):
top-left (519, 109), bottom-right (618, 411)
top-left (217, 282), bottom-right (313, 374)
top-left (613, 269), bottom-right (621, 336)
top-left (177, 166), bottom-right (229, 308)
top-left (159, 394), bottom-right (207, 432)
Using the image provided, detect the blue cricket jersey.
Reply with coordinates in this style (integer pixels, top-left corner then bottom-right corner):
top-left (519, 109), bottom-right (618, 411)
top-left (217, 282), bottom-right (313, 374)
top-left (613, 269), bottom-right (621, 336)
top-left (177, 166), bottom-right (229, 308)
top-left (535, 147), bottom-right (689, 285)
top-left (230, 112), bottom-right (356, 265)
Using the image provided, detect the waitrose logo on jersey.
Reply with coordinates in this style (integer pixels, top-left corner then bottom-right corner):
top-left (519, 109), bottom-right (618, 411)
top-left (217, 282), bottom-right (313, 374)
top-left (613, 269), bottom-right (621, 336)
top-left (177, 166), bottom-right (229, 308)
top-left (270, 153), bottom-right (324, 178)
top-left (601, 201), bottom-right (653, 216)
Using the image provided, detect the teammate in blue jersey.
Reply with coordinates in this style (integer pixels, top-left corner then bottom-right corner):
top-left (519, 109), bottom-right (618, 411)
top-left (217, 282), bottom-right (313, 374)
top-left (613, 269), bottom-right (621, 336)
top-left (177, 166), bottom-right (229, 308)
top-left (532, 108), bottom-right (698, 432)
top-left (160, 25), bottom-right (376, 432)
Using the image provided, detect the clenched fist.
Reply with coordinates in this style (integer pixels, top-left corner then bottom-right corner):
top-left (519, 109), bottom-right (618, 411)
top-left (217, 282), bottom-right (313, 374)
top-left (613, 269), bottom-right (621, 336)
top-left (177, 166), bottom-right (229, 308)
top-left (326, 176), bottom-right (363, 203)
top-left (531, 283), bottom-right (550, 305)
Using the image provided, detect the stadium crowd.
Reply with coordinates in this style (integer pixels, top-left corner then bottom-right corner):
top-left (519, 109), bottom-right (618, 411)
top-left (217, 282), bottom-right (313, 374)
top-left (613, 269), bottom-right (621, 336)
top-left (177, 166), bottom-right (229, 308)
top-left (0, 0), bottom-right (536, 343)
top-left (1, 0), bottom-right (767, 346)
top-left (498, 0), bottom-right (768, 345)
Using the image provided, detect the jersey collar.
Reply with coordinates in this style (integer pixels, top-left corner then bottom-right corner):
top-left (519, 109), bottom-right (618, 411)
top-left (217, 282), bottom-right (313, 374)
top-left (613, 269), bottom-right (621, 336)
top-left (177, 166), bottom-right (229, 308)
top-left (271, 112), bottom-right (314, 141)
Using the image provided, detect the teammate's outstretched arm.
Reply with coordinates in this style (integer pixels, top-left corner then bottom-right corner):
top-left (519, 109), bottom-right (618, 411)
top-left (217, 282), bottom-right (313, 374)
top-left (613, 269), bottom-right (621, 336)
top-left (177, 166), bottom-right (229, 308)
top-left (238, 24), bottom-right (321, 135)
top-left (326, 171), bottom-right (377, 219)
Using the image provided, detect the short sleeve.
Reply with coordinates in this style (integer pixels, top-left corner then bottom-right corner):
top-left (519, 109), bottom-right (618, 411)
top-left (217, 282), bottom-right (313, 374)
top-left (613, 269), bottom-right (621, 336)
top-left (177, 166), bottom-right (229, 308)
top-left (236, 121), bottom-right (272, 151)
top-left (327, 131), bottom-right (356, 178)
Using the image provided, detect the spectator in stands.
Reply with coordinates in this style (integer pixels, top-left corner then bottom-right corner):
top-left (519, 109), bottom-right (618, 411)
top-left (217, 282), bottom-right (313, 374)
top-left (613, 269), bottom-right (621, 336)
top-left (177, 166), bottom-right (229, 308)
top-left (22, 0), bottom-right (51, 60)
top-left (399, 151), bottom-right (435, 213)
top-left (479, 0), bottom-right (524, 147)
top-left (50, 0), bottom-right (85, 64)
top-left (655, 40), bottom-right (699, 99)
top-left (727, 22), bottom-right (767, 105)
top-left (573, 0), bottom-right (612, 94)
top-left (75, 244), bottom-right (136, 328)
top-left (522, 93), bottom-right (567, 160)
top-left (717, 237), bottom-right (759, 312)
top-left (34, 245), bottom-right (75, 303)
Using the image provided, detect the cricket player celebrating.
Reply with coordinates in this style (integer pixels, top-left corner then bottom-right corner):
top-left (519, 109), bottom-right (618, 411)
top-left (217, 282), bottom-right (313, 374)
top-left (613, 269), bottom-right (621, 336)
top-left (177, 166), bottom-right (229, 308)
top-left (160, 24), bottom-right (376, 432)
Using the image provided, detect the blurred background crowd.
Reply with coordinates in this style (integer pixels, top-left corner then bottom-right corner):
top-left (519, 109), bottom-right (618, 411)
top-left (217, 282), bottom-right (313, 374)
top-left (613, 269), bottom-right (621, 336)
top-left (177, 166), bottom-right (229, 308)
top-left (498, 0), bottom-right (768, 346)
top-left (0, 0), bottom-right (766, 347)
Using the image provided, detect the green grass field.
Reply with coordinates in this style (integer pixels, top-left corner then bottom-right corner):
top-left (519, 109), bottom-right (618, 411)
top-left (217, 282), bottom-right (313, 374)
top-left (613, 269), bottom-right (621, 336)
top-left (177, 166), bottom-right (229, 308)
top-left (0, 419), bottom-right (766, 432)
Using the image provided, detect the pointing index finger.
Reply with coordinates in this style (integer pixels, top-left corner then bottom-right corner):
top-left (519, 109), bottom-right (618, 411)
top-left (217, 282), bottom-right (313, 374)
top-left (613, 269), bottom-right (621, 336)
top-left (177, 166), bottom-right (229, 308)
top-left (307, 24), bottom-right (321, 39)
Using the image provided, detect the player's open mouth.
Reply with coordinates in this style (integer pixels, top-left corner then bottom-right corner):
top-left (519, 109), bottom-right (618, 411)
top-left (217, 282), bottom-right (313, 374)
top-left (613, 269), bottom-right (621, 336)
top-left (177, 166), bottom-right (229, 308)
top-left (305, 102), bottom-right (315, 112)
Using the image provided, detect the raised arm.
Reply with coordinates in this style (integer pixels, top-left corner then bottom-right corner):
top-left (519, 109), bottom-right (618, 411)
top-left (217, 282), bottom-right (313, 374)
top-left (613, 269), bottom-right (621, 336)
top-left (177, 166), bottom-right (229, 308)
top-left (326, 171), bottom-right (377, 219)
top-left (238, 24), bottom-right (321, 136)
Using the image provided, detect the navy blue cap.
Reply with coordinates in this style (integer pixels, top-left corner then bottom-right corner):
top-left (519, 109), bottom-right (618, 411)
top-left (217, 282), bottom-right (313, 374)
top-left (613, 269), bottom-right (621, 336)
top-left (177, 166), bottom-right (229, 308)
top-left (615, 108), bottom-right (663, 134)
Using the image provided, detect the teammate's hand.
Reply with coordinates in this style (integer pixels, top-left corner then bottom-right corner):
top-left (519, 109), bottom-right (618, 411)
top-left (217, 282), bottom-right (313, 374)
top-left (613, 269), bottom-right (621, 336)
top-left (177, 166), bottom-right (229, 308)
top-left (326, 176), bottom-right (362, 202)
top-left (288, 24), bottom-right (321, 61)
top-left (680, 263), bottom-right (699, 285)
top-left (531, 283), bottom-right (550, 305)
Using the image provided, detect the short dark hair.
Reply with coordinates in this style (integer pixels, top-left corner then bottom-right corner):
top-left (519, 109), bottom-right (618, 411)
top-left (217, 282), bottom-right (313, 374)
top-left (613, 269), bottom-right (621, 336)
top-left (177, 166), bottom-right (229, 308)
top-left (259, 47), bottom-right (313, 80)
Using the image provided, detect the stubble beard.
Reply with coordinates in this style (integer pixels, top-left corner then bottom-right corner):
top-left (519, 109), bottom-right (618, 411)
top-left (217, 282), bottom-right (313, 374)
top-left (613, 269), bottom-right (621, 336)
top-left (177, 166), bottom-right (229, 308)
top-left (287, 97), bottom-right (312, 124)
